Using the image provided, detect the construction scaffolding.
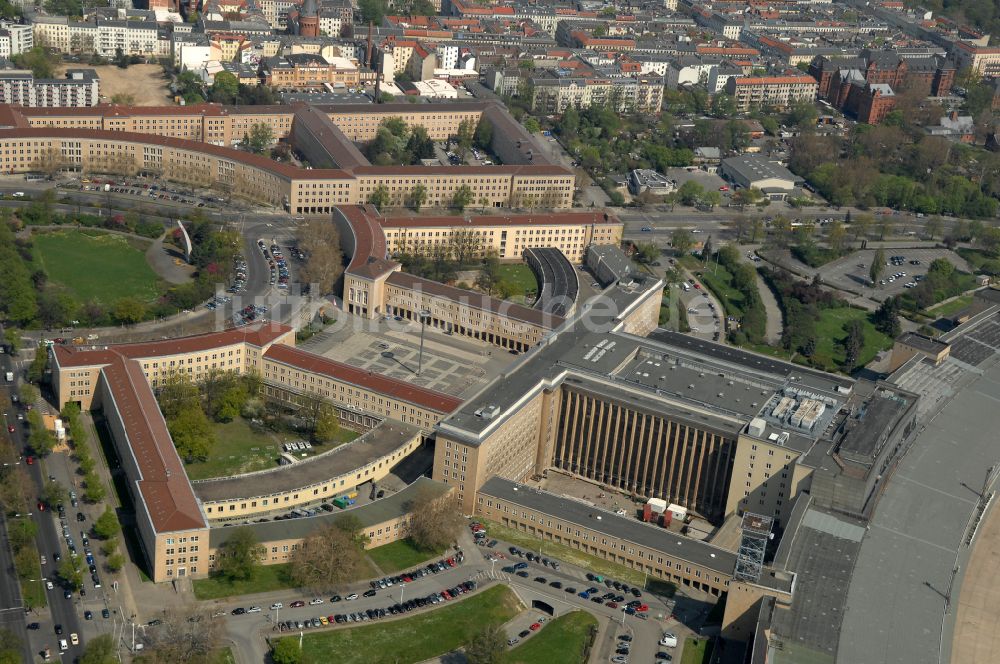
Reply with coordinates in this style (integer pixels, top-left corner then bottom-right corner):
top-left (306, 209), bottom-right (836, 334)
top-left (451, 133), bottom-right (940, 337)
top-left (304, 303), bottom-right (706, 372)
top-left (734, 512), bottom-right (773, 583)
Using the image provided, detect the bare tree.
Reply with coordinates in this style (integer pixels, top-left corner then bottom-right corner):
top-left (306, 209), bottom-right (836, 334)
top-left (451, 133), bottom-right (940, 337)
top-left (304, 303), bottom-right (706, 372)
top-left (289, 522), bottom-right (366, 593)
top-left (32, 147), bottom-right (65, 179)
top-left (143, 605), bottom-right (224, 663)
top-left (406, 486), bottom-right (462, 552)
top-left (297, 218), bottom-right (344, 294)
top-left (449, 228), bottom-right (484, 264)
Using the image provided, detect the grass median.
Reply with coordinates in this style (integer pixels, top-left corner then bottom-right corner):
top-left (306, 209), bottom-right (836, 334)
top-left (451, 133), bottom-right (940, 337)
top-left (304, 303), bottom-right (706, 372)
top-left (481, 519), bottom-right (675, 597)
top-left (272, 584), bottom-right (522, 664)
top-left (365, 538), bottom-right (447, 575)
top-left (503, 610), bottom-right (597, 664)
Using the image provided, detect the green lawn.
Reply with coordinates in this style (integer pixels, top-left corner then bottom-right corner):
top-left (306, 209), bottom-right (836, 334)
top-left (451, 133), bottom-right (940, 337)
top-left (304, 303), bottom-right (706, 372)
top-left (698, 264), bottom-right (746, 318)
top-left (183, 417), bottom-right (359, 480)
top-left (926, 295), bottom-right (974, 318)
top-left (209, 647), bottom-right (236, 664)
top-left (503, 610), bottom-right (597, 664)
top-left (193, 563), bottom-right (298, 601)
top-left (365, 538), bottom-right (447, 574)
top-left (481, 519), bottom-right (674, 597)
top-left (193, 552), bottom-right (378, 601)
top-left (13, 541), bottom-right (46, 610)
top-left (32, 230), bottom-right (161, 304)
top-left (812, 307), bottom-right (892, 372)
top-left (680, 637), bottom-right (714, 664)
top-left (276, 584), bottom-right (521, 664)
top-left (498, 263), bottom-right (539, 297)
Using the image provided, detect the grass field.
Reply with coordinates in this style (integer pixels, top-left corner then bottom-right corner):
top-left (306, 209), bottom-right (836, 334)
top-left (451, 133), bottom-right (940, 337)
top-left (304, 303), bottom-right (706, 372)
top-left (32, 230), bottom-right (160, 304)
top-left (184, 418), bottom-right (359, 480)
top-left (498, 263), bottom-right (539, 297)
top-left (276, 584), bottom-right (521, 664)
top-left (503, 610), bottom-right (597, 664)
top-left (209, 647), bottom-right (237, 664)
top-left (193, 563), bottom-right (298, 601)
top-left (697, 264), bottom-right (746, 318)
top-left (812, 307), bottom-right (893, 372)
top-left (680, 637), bottom-right (713, 664)
top-left (481, 519), bottom-right (674, 597)
top-left (365, 538), bottom-right (447, 574)
top-left (926, 295), bottom-right (974, 318)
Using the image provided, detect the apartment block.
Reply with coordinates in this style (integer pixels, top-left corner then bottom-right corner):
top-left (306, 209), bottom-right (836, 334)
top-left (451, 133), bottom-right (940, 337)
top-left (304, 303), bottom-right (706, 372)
top-left (724, 74), bottom-right (818, 111)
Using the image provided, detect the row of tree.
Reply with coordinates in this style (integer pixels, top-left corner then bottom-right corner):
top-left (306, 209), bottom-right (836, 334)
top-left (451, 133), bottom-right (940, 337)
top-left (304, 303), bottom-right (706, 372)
top-left (216, 487), bottom-right (461, 596)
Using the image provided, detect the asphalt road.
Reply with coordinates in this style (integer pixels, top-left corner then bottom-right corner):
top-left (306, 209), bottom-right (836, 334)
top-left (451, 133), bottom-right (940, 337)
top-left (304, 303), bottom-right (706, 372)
top-left (1, 350), bottom-right (85, 662)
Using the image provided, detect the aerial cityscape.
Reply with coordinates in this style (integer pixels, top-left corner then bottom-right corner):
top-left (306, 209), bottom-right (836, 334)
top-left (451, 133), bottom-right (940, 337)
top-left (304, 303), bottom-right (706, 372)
top-left (0, 0), bottom-right (999, 661)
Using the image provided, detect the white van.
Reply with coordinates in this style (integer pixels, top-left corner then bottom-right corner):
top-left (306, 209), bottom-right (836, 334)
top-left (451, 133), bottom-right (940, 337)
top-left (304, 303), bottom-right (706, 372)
top-left (681, 283), bottom-right (691, 292)
top-left (59, 639), bottom-right (68, 652)
top-left (660, 633), bottom-right (678, 648)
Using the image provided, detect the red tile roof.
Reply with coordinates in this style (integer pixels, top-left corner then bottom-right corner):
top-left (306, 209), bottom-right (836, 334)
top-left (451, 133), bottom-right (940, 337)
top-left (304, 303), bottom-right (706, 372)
top-left (101, 357), bottom-right (206, 533)
top-left (336, 205), bottom-right (389, 275)
top-left (54, 323), bottom-right (293, 368)
top-left (263, 344), bottom-right (463, 414)
top-left (380, 211), bottom-right (620, 229)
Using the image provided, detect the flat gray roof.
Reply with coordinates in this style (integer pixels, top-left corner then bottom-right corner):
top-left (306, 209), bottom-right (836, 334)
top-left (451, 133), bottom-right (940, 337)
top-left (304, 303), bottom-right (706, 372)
top-left (208, 476), bottom-right (449, 549)
top-left (479, 476), bottom-right (737, 575)
top-left (897, 331), bottom-right (949, 354)
top-left (192, 421), bottom-right (420, 503)
top-left (721, 155), bottom-right (800, 186)
top-left (438, 279), bottom-right (856, 446)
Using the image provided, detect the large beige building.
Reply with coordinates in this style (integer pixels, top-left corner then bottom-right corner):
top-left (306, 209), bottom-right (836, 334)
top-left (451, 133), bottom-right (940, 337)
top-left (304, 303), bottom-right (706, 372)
top-left (0, 100), bottom-right (575, 211)
top-left (724, 74), bottom-right (818, 111)
top-left (50, 323), bottom-right (463, 581)
top-left (333, 206), bottom-right (624, 352)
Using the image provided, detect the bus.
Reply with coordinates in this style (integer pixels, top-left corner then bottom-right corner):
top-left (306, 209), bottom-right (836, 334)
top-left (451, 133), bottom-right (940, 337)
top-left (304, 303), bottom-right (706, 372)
top-left (24, 174), bottom-right (45, 182)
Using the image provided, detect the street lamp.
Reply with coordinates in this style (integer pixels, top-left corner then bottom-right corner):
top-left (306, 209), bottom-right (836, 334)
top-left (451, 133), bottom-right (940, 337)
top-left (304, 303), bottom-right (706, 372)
top-left (416, 310), bottom-right (431, 375)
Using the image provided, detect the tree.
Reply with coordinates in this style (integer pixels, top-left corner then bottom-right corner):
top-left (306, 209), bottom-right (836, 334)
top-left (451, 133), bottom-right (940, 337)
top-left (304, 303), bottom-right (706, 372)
top-left (827, 221), bottom-right (847, 252)
top-left (215, 527), bottom-right (264, 582)
top-left (852, 213), bottom-right (872, 241)
top-left (59, 558), bottom-right (83, 591)
top-left (107, 551), bottom-right (125, 572)
top-left (289, 522), bottom-right (366, 592)
top-left (297, 217), bottom-right (344, 295)
top-left (83, 472), bottom-right (106, 503)
top-left (144, 606), bottom-right (224, 662)
top-left (925, 215), bottom-right (943, 240)
top-left (27, 347), bottom-right (48, 383)
top-left (12, 46), bottom-right (59, 79)
top-left (475, 251), bottom-right (502, 295)
top-left (700, 235), bottom-right (714, 261)
top-left (3, 328), bottom-right (19, 355)
top-left (112, 296), bottom-right (147, 325)
top-left (367, 184), bottom-right (390, 209)
top-left (79, 634), bottom-right (117, 664)
top-left (271, 638), bottom-right (305, 664)
top-left (335, 514), bottom-right (369, 547)
top-left (452, 185), bottom-right (474, 211)
top-left (244, 123), bottom-right (274, 154)
top-left (455, 118), bottom-right (475, 155)
top-left (93, 506), bottom-right (121, 539)
top-left (870, 248), bottom-right (886, 286)
top-left (877, 217), bottom-right (894, 241)
top-left (28, 412), bottom-right (56, 457)
top-left (634, 242), bottom-right (659, 264)
top-left (677, 180), bottom-right (705, 206)
top-left (523, 117), bottom-right (541, 133)
top-left (358, 0), bottom-right (385, 24)
top-left (465, 623), bottom-right (509, 664)
top-left (167, 405), bottom-right (215, 461)
top-left (42, 480), bottom-right (67, 508)
top-left (701, 190), bottom-right (722, 210)
top-left (842, 319), bottom-right (864, 373)
top-left (710, 93), bottom-right (738, 118)
top-left (474, 118), bottom-right (494, 149)
top-left (874, 297), bottom-right (902, 338)
top-left (312, 406), bottom-right (340, 443)
top-left (671, 229), bottom-right (694, 256)
top-left (406, 486), bottom-right (462, 552)
top-left (209, 72), bottom-right (239, 104)
top-left (408, 184), bottom-right (428, 211)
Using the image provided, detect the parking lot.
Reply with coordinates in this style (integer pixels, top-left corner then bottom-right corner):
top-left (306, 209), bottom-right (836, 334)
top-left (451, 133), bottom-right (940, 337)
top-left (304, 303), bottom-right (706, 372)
top-left (816, 247), bottom-right (970, 300)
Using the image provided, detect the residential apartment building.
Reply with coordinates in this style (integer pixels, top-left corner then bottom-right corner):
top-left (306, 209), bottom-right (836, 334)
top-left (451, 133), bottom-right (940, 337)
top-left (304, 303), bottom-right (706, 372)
top-left (724, 74), bottom-right (818, 111)
top-left (0, 23), bottom-right (32, 57)
top-left (0, 69), bottom-right (100, 108)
